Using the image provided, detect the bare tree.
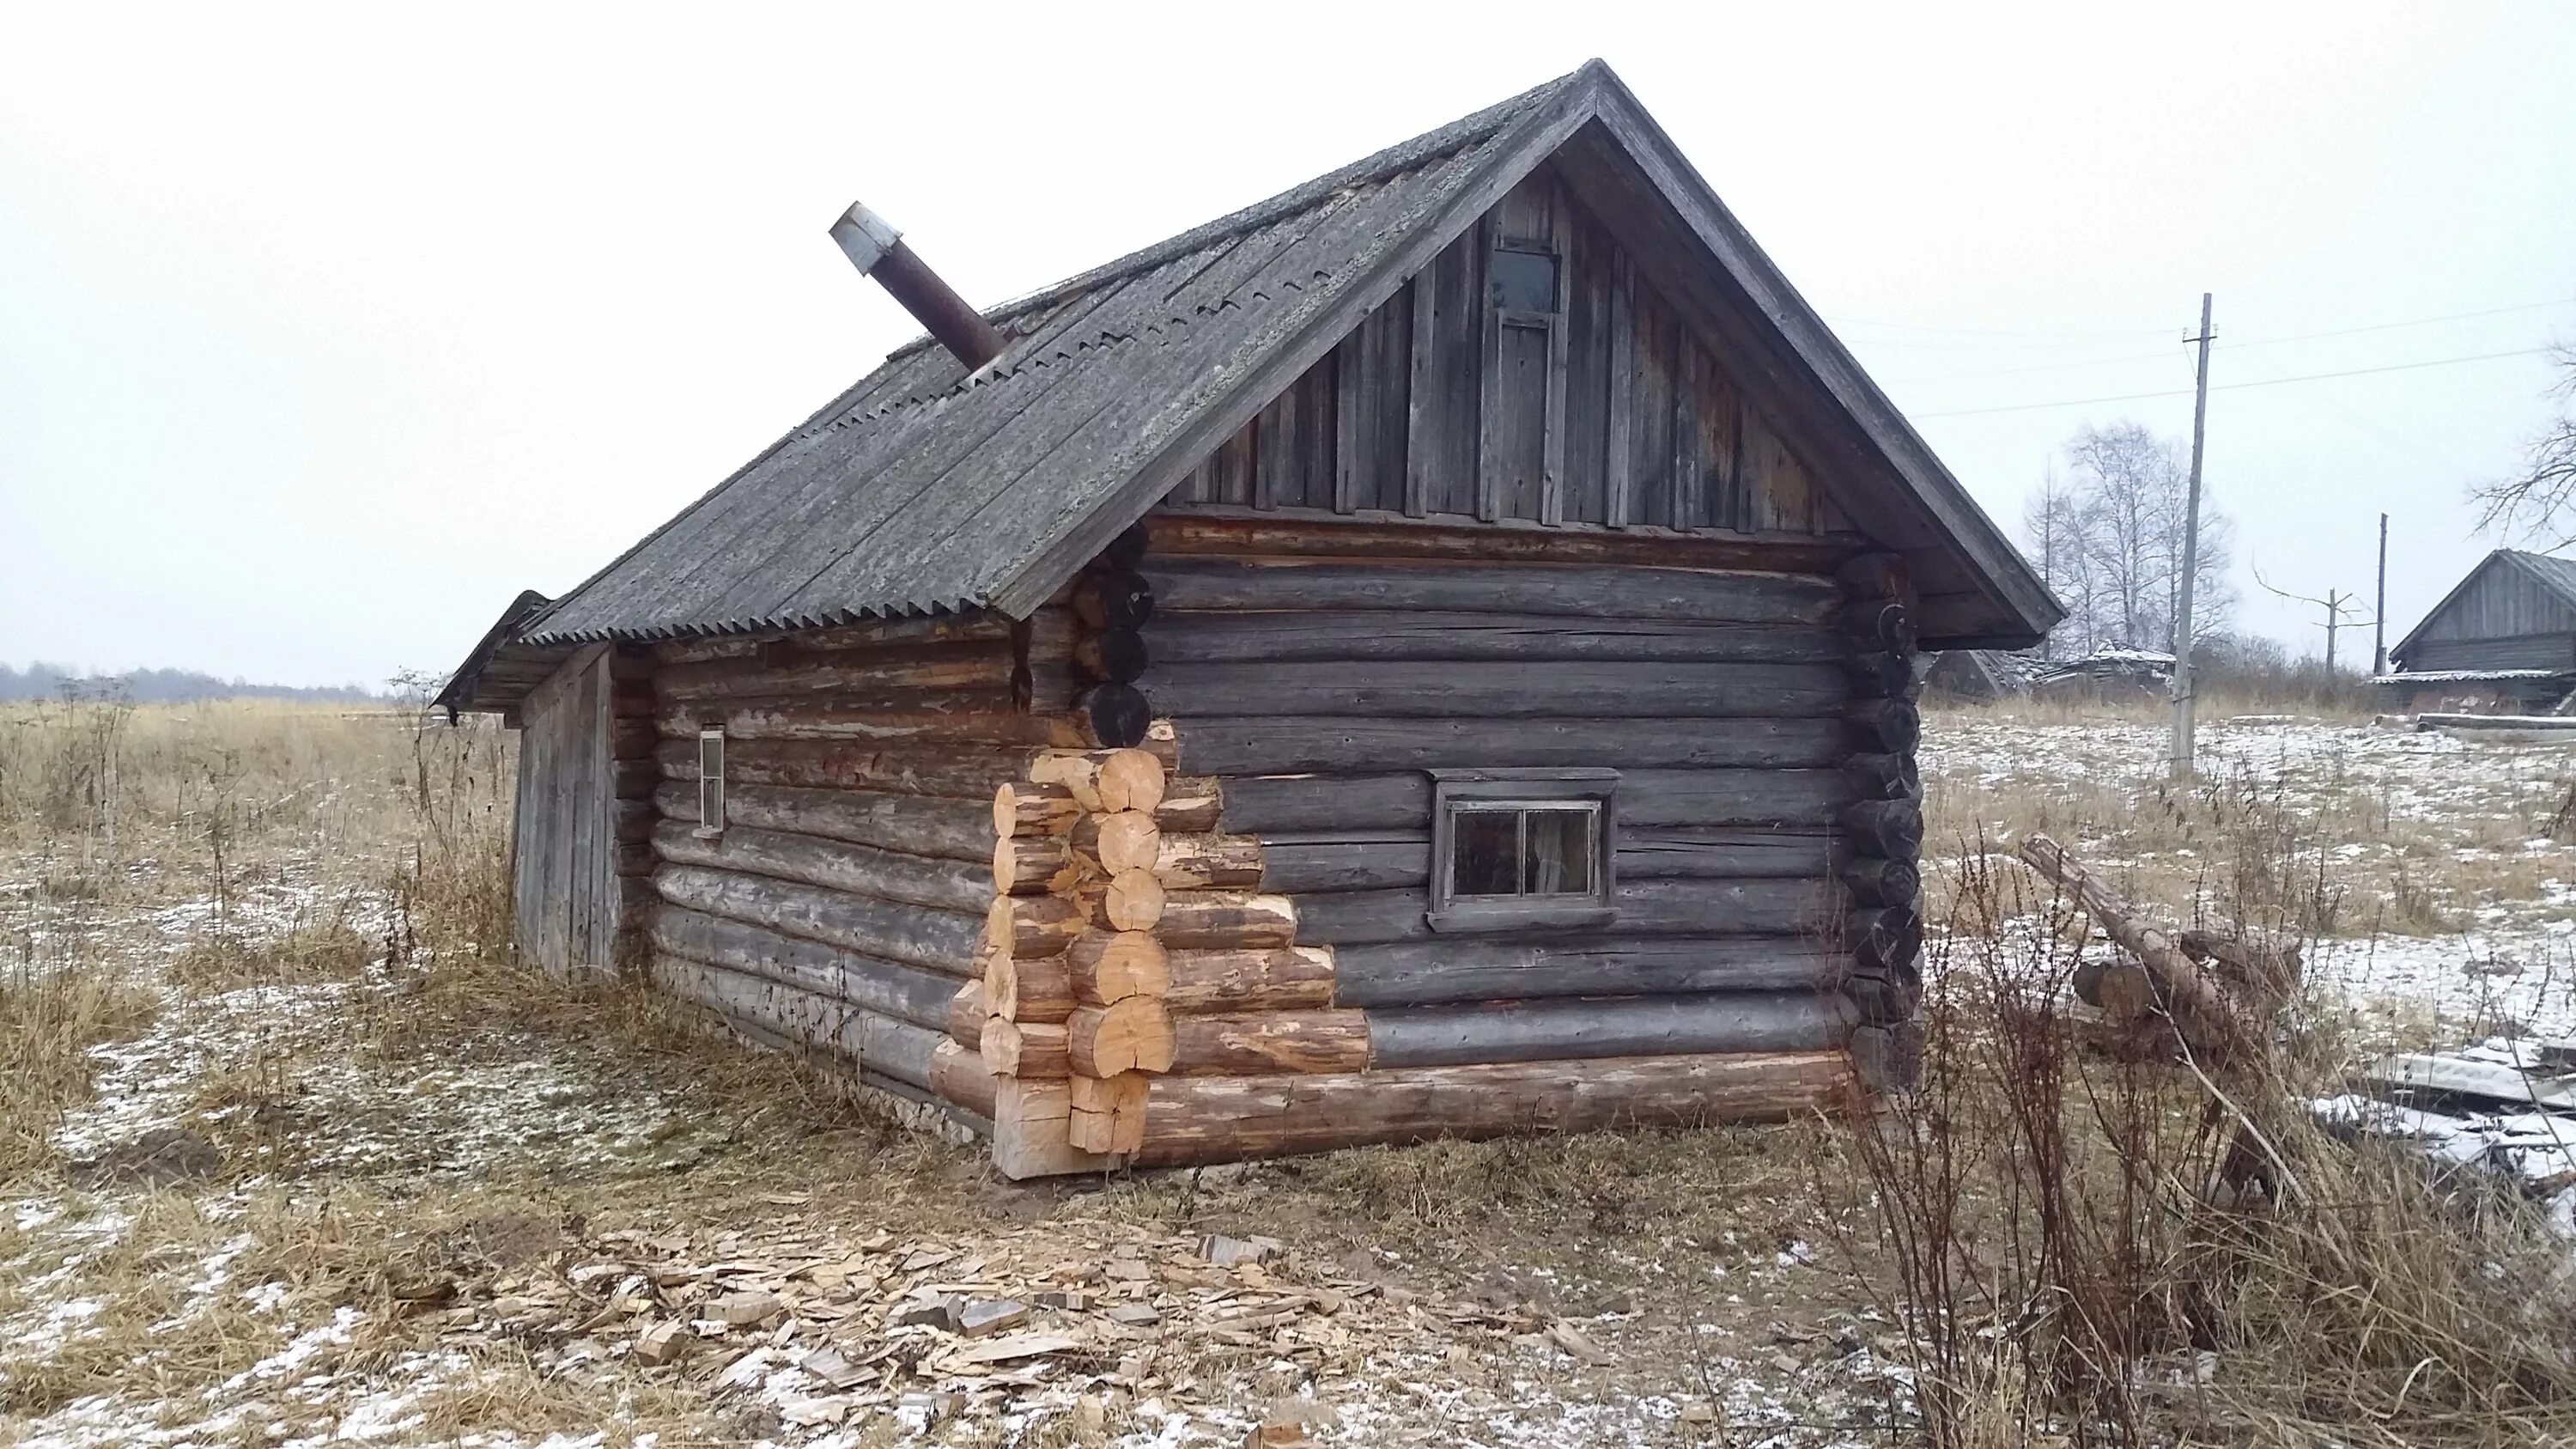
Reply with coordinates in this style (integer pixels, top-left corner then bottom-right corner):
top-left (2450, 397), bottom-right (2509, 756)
top-left (2023, 421), bottom-right (2234, 655)
top-left (2471, 341), bottom-right (2576, 546)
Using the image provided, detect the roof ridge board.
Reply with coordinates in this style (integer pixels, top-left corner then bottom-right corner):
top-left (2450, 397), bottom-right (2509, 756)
top-left (875, 64), bottom-right (1589, 366)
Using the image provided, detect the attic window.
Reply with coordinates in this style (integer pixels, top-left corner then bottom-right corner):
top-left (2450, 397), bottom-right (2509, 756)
top-left (1488, 247), bottom-right (1558, 315)
top-left (1427, 770), bottom-right (1617, 932)
top-left (696, 728), bottom-right (726, 837)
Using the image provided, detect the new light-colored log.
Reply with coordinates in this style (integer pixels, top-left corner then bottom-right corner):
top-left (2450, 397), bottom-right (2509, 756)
top-left (946, 979), bottom-right (989, 1052)
top-left (986, 894), bottom-right (1084, 959)
top-left (993, 834), bottom-right (1081, 896)
top-left (1163, 946), bottom-right (1334, 1014)
top-left (930, 1038), bottom-right (999, 1119)
top-left (1067, 929), bottom-right (1170, 1005)
top-left (1029, 750), bottom-right (1112, 810)
top-left (1067, 998), bottom-right (1176, 1076)
top-left (1153, 776), bottom-right (1223, 833)
top-left (1066, 1071), bottom-right (1149, 1154)
top-left (993, 780), bottom-right (1080, 838)
top-left (1103, 870), bottom-right (1168, 932)
top-left (1096, 748), bottom-right (1168, 814)
top-left (992, 1077), bottom-right (1109, 1180)
top-left (1072, 811), bottom-right (1162, 874)
top-left (987, 947), bottom-right (1075, 1025)
top-left (1153, 892), bottom-right (1297, 950)
top-left (982, 1017), bottom-right (1071, 1078)
top-left (1154, 833), bottom-right (1264, 889)
top-left (1170, 1010), bottom-right (1371, 1075)
top-left (1130, 1051), bottom-right (1856, 1167)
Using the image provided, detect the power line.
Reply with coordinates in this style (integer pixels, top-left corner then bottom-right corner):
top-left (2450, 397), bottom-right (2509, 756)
top-left (2223, 295), bottom-right (2576, 351)
top-left (1910, 347), bottom-right (2552, 419)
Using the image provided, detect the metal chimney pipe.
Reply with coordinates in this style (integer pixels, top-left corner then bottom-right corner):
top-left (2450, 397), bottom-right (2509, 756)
top-left (829, 202), bottom-right (1005, 371)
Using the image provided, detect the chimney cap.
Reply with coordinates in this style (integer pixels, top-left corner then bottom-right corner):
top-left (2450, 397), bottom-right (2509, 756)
top-left (829, 203), bottom-right (904, 275)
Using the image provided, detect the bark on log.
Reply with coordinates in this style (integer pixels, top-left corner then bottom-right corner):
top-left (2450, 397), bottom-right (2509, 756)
top-left (993, 781), bottom-right (1080, 838)
top-left (947, 980), bottom-right (989, 1053)
top-left (1331, 936), bottom-right (1840, 1007)
top-left (1066, 929), bottom-right (1170, 1005)
top-left (651, 819), bottom-right (989, 914)
top-left (1156, 945), bottom-right (1336, 1014)
top-left (1153, 776), bottom-right (1224, 833)
top-left (1066, 998), bottom-right (1176, 1076)
top-left (646, 953), bottom-right (939, 1089)
top-left (1154, 833), bottom-right (1265, 889)
top-left (1151, 892), bottom-right (1297, 950)
top-left (1130, 1051), bottom-right (1856, 1166)
top-left (993, 834), bottom-right (1082, 896)
top-left (1170, 1011), bottom-right (1372, 1075)
top-left (655, 780), bottom-right (993, 863)
top-left (981, 1017), bottom-right (1071, 1078)
top-left (650, 907), bottom-right (958, 1032)
top-left (1103, 870), bottom-right (1168, 932)
top-left (1838, 799), bottom-right (1923, 858)
top-left (2018, 834), bottom-right (2250, 1054)
top-left (930, 1038), bottom-right (999, 1119)
top-left (987, 947), bottom-right (1075, 1025)
top-left (986, 894), bottom-right (1084, 959)
top-left (1365, 991), bottom-right (1854, 1068)
top-left (653, 735), bottom-right (1024, 800)
top-left (651, 864), bottom-right (979, 975)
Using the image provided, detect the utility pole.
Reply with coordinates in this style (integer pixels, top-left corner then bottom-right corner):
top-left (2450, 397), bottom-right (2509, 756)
top-left (2325, 589), bottom-right (2344, 673)
top-left (2372, 513), bottom-right (2389, 677)
top-left (2170, 293), bottom-right (2214, 781)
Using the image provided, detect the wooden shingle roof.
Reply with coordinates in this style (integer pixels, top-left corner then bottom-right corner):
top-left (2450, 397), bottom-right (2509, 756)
top-left (490, 60), bottom-right (2057, 673)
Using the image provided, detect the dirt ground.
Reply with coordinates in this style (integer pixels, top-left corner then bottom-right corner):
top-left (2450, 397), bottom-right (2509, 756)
top-left (4, 698), bottom-right (2572, 1446)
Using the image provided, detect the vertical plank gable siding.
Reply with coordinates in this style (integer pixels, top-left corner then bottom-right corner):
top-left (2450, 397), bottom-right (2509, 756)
top-left (2404, 560), bottom-right (2576, 673)
top-left (1142, 551), bottom-right (1864, 1021)
top-left (513, 645), bottom-right (639, 977)
top-left (1167, 164), bottom-right (1846, 539)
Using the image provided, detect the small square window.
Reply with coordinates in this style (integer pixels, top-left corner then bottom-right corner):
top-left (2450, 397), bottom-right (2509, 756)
top-left (696, 728), bottom-right (726, 837)
top-left (1488, 247), bottom-right (1558, 314)
top-left (1429, 770), bottom-right (1616, 932)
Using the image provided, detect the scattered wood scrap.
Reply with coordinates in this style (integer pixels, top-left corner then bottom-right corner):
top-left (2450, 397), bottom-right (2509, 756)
top-left (2315, 1037), bottom-right (2576, 1239)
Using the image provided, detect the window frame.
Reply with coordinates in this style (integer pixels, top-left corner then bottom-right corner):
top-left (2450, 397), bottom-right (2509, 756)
top-left (1426, 768), bottom-right (1619, 933)
top-left (696, 728), bottom-right (726, 838)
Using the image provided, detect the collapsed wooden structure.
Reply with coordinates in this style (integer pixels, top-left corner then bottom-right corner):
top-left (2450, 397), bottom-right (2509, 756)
top-left (436, 62), bottom-right (2059, 1176)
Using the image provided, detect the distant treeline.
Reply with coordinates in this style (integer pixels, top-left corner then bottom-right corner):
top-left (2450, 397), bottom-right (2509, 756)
top-left (0, 661), bottom-right (386, 705)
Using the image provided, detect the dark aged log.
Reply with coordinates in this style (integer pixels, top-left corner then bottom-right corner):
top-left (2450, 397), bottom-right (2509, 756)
top-left (1066, 998), bottom-right (1176, 1076)
top-left (1259, 837), bottom-right (1428, 892)
top-left (993, 780), bottom-right (1081, 838)
top-left (1075, 629), bottom-right (1149, 683)
top-left (654, 736), bottom-right (1023, 800)
top-left (1366, 991), bottom-right (1856, 1069)
top-left (1078, 684), bottom-right (1152, 749)
top-left (1141, 557), bottom-right (1841, 625)
top-left (652, 865), bottom-right (979, 975)
top-left (1844, 698), bottom-right (1921, 755)
top-left (1331, 936), bottom-right (1842, 1007)
top-left (1148, 660), bottom-right (1851, 720)
top-left (650, 612), bottom-right (1013, 666)
top-left (1130, 1050), bottom-right (1857, 1166)
top-left (1162, 946), bottom-right (1337, 1014)
top-left (651, 820), bottom-right (989, 914)
top-left (1843, 961), bottom-right (1924, 1025)
top-left (656, 781), bottom-right (993, 864)
top-left (1838, 798), bottom-right (1923, 859)
top-left (1847, 752), bottom-right (1922, 801)
top-left (1850, 905), bottom-right (1924, 973)
top-left (981, 1017), bottom-right (1071, 1078)
top-left (1845, 652), bottom-right (1917, 698)
top-left (1297, 877), bottom-right (1838, 946)
top-left (651, 908), bottom-right (957, 1032)
top-left (1169, 1010), bottom-right (1373, 1075)
top-left (987, 947), bottom-right (1075, 1025)
top-left (1074, 569), bottom-right (1157, 631)
top-left (929, 1038), bottom-right (999, 1119)
top-left (656, 645), bottom-right (1017, 703)
top-left (993, 833), bottom-right (1082, 896)
top-left (647, 953), bottom-right (939, 1090)
top-left (1153, 776), bottom-right (1224, 833)
top-left (1099, 521), bottom-right (1151, 570)
top-left (1067, 930), bottom-right (1170, 1004)
top-left (987, 895), bottom-right (1085, 959)
top-left (1153, 833), bottom-right (1265, 889)
top-left (1840, 856), bottom-right (1922, 909)
top-left (1178, 716), bottom-right (1853, 776)
top-left (1151, 892), bottom-right (1298, 950)
top-left (1850, 1021), bottom-right (1924, 1093)
top-left (947, 979), bottom-right (989, 1053)
top-left (1256, 831), bottom-right (1842, 893)
top-left (1839, 599), bottom-right (1918, 656)
top-left (1140, 512), bottom-right (1858, 573)
top-left (1836, 551), bottom-right (1917, 607)
top-left (659, 697), bottom-right (1087, 748)
top-left (1021, 606), bottom-right (1081, 715)
top-left (1214, 770), bottom-right (1858, 837)
top-left (1140, 611), bottom-right (1848, 666)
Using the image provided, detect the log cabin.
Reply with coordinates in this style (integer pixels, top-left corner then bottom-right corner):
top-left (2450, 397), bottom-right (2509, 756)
top-left (435, 61), bottom-right (2060, 1177)
top-left (2378, 549), bottom-right (2576, 714)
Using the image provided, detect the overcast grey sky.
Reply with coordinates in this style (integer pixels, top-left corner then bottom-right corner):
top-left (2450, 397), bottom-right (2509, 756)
top-left (3, 3), bottom-right (2571, 685)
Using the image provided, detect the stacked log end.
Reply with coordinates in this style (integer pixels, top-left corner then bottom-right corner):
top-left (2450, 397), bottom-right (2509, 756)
top-left (1835, 552), bottom-right (1925, 1093)
top-left (1067, 529), bottom-right (1157, 749)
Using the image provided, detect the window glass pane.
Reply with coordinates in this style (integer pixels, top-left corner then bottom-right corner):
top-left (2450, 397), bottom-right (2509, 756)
top-left (1450, 809), bottom-right (1522, 897)
top-left (1522, 807), bottom-right (1595, 896)
top-left (699, 732), bottom-right (725, 829)
top-left (1489, 249), bottom-right (1558, 313)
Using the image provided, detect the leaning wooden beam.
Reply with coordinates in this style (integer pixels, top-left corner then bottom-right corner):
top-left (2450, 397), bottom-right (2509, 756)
top-left (2018, 833), bottom-right (2245, 1053)
top-left (1130, 1051), bottom-right (1856, 1166)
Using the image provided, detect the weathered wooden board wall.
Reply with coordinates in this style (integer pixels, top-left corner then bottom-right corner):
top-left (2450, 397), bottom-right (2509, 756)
top-left (1165, 163), bottom-right (1849, 539)
top-left (513, 644), bottom-right (632, 975)
top-left (2402, 557), bottom-right (2576, 673)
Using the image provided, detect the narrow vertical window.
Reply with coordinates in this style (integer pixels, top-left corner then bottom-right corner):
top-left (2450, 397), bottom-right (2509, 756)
top-left (697, 728), bottom-right (726, 836)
